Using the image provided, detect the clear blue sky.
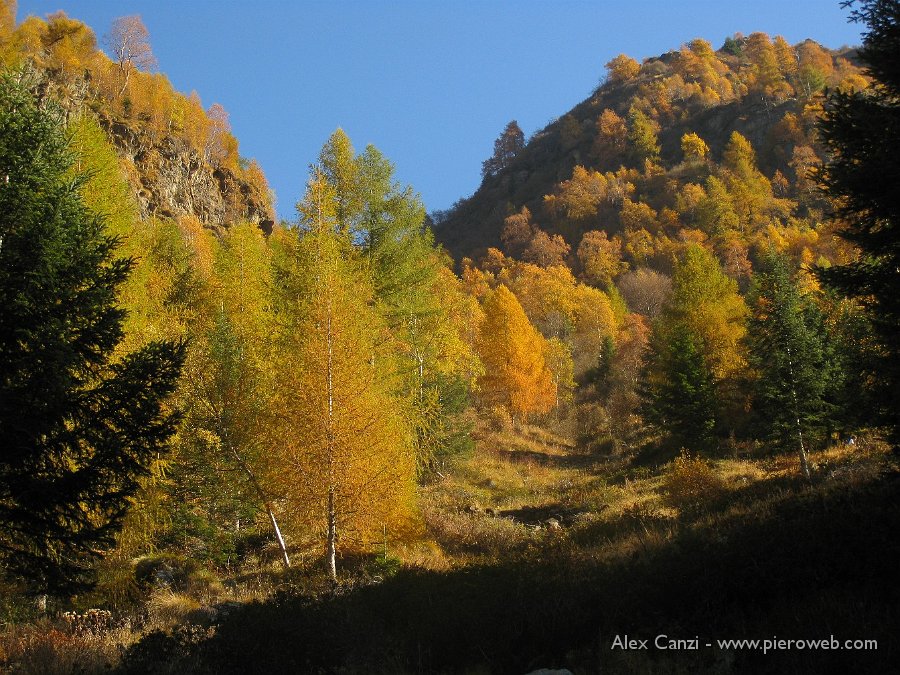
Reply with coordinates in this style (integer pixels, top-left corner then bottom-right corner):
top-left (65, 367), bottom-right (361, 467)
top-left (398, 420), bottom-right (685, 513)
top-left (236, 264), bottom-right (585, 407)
top-left (17, 1), bottom-right (864, 221)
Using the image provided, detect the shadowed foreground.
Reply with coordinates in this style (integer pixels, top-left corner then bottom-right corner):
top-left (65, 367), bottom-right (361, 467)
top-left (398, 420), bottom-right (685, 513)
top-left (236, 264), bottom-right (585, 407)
top-left (118, 469), bottom-right (899, 674)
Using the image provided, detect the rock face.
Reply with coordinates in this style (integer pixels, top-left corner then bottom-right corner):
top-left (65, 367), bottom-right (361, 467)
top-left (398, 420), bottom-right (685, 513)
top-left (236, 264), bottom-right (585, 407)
top-left (101, 118), bottom-right (272, 227)
top-left (28, 64), bottom-right (273, 230)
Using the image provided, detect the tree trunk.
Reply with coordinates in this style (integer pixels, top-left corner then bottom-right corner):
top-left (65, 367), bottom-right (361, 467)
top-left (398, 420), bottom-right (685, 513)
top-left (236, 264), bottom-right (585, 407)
top-left (325, 287), bottom-right (338, 584)
top-left (266, 504), bottom-right (291, 570)
top-left (326, 486), bottom-right (337, 582)
top-left (229, 445), bottom-right (291, 569)
top-left (786, 347), bottom-right (812, 481)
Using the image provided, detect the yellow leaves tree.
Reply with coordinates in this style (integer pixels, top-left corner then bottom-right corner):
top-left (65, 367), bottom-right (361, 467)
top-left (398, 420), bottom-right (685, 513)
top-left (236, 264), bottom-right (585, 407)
top-left (577, 229), bottom-right (627, 287)
top-left (745, 32), bottom-right (793, 100)
top-left (274, 173), bottom-right (416, 581)
top-left (721, 131), bottom-right (774, 233)
top-left (605, 53), bottom-right (640, 84)
top-left (476, 285), bottom-right (555, 421)
top-left (501, 206), bottom-right (535, 258)
top-left (680, 132), bottom-right (709, 163)
top-left (522, 228), bottom-right (570, 267)
top-left (544, 165), bottom-right (608, 222)
top-left (592, 109), bottom-right (627, 165)
top-left (572, 284), bottom-right (617, 373)
top-left (0, 0), bottom-right (14, 39)
top-left (666, 244), bottom-right (748, 381)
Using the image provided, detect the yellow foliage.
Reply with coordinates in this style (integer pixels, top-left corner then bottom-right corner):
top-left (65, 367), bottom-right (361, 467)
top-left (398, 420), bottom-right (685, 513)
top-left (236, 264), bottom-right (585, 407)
top-left (476, 285), bottom-right (556, 420)
top-left (274, 180), bottom-right (419, 556)
top-left (605, 53), bottom-right (640, 84)
top-left (500, 263), bottom-right (579, 339)
top-left (668, 244), bottom-right (748, 380)
top-left (662, 450), bottom-right (725, 509)
top-left (680, 132), bottom-right (708, 162)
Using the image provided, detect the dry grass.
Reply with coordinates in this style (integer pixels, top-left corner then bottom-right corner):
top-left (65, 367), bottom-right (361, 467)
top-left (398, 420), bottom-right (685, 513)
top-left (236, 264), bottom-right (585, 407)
top-left (2, 422), bottom-right (893, 674)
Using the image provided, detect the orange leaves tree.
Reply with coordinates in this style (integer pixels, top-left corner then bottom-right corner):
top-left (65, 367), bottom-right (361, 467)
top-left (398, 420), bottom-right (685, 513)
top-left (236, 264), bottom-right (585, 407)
top-left (475, 285), bottom-right (556, 421)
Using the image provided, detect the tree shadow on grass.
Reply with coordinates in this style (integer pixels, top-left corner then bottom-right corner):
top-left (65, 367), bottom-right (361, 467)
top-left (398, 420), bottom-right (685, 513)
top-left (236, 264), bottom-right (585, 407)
top-left (119, 471), bottom-right (900, 675)
top-left (494, 448), bottom-right (608, 471)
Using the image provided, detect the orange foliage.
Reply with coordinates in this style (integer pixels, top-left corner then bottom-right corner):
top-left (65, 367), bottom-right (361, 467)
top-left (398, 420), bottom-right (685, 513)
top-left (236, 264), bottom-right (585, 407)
top-left (476, 285), bottom-right (556, 420)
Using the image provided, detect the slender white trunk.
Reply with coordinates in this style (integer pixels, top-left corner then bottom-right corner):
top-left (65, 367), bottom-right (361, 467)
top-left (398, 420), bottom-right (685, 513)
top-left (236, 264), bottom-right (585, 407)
top-left (229, 445), bottom-right (290, 568)
top-left (325, 288), bottom-right (338, 582)
top-left (266, 503), bottom-right (291, 570)
top-left (786, 346), bottom-right (812, 481)
top-left (326, 486), bottom-right (337, 581)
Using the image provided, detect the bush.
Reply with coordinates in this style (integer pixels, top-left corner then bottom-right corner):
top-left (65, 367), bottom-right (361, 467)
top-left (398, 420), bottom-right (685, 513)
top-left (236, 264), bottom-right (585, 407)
top-left (133, 553), bottom-right (222, 600)
top-left (487, 404), bottom-right (513, 432)
top-left (662, 450), bottom-right (725, 510)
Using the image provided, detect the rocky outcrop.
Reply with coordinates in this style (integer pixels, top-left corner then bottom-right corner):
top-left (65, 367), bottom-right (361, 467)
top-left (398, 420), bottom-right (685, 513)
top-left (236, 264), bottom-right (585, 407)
top-left (26, 63), bottom-right (273, 231)
top-left (101, 118), bottom-right (272, 227)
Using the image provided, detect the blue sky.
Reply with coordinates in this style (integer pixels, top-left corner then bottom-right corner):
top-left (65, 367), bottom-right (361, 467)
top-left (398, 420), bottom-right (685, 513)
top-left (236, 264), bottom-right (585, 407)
top-left (17, 1), bottom-right (864, 221)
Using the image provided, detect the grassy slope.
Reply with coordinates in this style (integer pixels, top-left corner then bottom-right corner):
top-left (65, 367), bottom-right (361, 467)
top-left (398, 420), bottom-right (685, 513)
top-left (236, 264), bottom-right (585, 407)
top-left (111, 424), bottom-right (899, 674)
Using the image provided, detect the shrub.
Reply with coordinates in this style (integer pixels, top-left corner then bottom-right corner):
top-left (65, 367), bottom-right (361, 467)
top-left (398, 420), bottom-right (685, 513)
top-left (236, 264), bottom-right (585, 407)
top-left (487, 404), bottom-right (513, 432)
top-left (662, 450), bottom-right (725, 510)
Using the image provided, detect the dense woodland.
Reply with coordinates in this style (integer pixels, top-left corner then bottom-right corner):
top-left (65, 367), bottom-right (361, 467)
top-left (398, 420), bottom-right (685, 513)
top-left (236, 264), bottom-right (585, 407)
top-left (1, 1), bottom-right (899, 673)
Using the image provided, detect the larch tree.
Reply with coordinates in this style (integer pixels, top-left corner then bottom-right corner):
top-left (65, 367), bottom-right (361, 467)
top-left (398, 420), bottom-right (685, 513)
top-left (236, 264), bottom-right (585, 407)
top-left (476, 285), bottom-right (556, 420)
top-left (175, 223), bottom-right (292, 568)
top-left (680, 132), bottom-right (709, 163)
top-left (577, 230), bottom-right (627, 287)
top-left (643, 244), bottom-right (747, 449)
top-left (105, 15), bottom-right (156, 96)
top-left (627, 106), bottom-right (661, 166)
top-left (314, 129), bottom-right (476, 477)
top-left (666, 243), bottom-right (748, 382)
top-left (605, 53), bottom-right (640, 84)
top-left (0, 1), bottom-right (14, 39)
top-left (274, 172), bottom-right (416, 581)
top-left (592, 109), bottom-right (627, 166)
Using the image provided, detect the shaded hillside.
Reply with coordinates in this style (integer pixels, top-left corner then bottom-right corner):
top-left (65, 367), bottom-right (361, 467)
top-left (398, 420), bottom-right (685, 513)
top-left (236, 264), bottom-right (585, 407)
top-left (434, 34), bottom-right (865, 266)
top-left (0, 10), bottom-right (273, 229)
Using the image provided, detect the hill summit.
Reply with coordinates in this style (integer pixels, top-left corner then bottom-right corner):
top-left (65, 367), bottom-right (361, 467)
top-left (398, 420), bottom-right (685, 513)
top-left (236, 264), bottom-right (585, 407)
top-left (434, 33), bottom-right (866, 277)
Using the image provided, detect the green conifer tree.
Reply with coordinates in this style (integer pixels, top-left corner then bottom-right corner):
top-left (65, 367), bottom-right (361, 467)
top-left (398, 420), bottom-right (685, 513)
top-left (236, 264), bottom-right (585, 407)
top-left (748, 253), bottom-right (834, 478)
top-left (0, 74), bottom-right (184, 595)
top-left (816, 0), bottom-right (900, 449)
top-left (643, 323), bottom-right (718, 454)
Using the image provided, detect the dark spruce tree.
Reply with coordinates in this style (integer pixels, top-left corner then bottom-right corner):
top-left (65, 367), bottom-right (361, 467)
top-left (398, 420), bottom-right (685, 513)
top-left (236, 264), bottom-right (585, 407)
top-left (0, 74), bottom-right (185, 596)
top-left (748, 253), bottom-right (837, 479)
top-left (643, 323), bottom-right (718, 455)
top-left (816, 0), bottom-right (900, 448)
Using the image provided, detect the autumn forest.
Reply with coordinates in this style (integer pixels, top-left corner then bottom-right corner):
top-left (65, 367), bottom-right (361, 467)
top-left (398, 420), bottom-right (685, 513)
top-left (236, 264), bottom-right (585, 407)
top-left (1, 1), bottom-right (899, 673)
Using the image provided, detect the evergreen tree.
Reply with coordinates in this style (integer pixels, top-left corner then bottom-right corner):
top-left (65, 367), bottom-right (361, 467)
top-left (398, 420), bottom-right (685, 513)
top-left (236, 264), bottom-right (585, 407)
top-left (816, 0), bottom-right (900, 448)
top-left (481, 120), bottom-right (525, 179)
top-left (643, 323), bottom-right (718, 454)
top-left (0, 74), bottom-right (184, 595)
top-left (748, 253), bottom-right (834, 478)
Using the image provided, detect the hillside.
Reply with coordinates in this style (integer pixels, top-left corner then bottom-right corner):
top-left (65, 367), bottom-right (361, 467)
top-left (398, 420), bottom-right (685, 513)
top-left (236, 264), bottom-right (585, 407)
top-left (434, 34), bottom-right (866, 270)
top-left (2, 4), bottom-right (899, 674)
top-left (0, 10), bottom-right (273, 229)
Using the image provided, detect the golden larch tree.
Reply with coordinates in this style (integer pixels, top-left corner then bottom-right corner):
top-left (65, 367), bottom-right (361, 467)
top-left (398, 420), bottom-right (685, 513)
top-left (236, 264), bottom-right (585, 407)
top-left (476, 284), bottom-right (555, 420)
top-left (274, 173), bottom-right (417, 581)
